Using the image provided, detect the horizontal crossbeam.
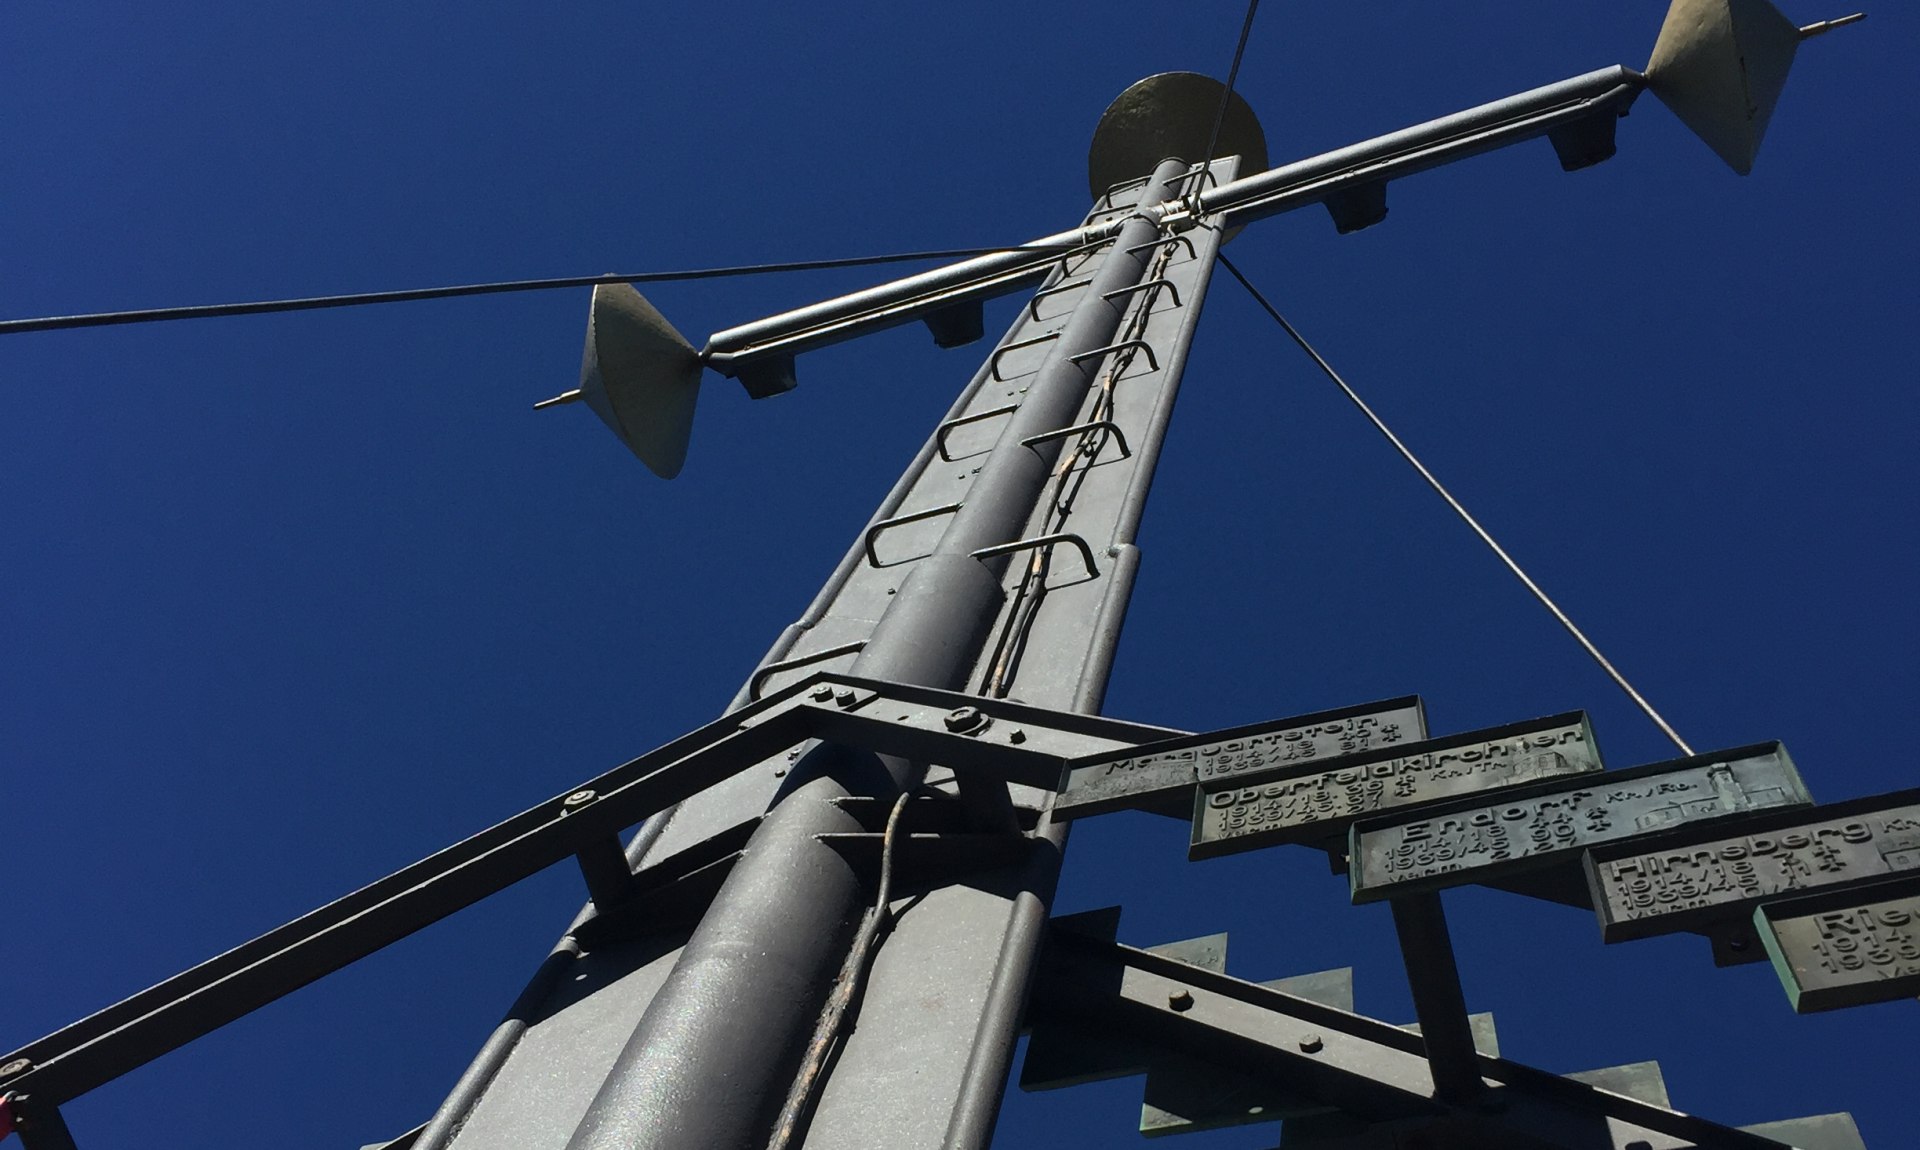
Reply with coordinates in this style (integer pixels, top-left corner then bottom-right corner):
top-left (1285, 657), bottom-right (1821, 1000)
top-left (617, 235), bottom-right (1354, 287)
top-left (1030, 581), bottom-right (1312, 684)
top-left (702, 67), bottom-right (1641, 376)
top-left (0, 674), bottom-right (1176, 1108)
top-left (1030, 925), bottom-right (1800, 1149)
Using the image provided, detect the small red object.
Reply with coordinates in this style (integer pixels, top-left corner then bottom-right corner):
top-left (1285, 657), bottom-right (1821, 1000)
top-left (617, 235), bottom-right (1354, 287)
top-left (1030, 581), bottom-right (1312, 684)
top-left (0, 1093), bottom-right (15, 1140)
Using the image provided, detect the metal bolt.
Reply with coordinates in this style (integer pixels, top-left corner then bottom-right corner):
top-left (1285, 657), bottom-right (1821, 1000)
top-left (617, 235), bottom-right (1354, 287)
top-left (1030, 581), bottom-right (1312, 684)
top-left (811, 685), bottom-right (836, 702)
top-left (1168, 988), bottom-right (1194, 1011)
top-left (1298, 1034), bottom-right (1323, 1054)
top-left (834, 687), bottom-right (858, 707)
top-left (563, 789), bottom-right (596, 808)
top-left (944, 706), bottom-right (987, 734)
top-left (1, 1057), bottom-right (31, 1077)
top-left (1008, 728), bottom-right (1026, 744)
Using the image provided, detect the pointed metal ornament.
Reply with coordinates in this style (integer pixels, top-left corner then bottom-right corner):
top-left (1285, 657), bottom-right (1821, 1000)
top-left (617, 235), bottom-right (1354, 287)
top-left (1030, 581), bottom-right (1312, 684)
top-left (575, 282), bottom-right (703, 478)
top-left (1646, 0), bottom-right (1805, 174)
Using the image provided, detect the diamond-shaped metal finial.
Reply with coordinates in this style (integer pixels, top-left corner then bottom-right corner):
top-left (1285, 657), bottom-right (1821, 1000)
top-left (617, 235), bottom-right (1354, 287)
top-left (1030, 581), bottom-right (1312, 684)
top-left (1646, 0), bottom-right (1807, 174)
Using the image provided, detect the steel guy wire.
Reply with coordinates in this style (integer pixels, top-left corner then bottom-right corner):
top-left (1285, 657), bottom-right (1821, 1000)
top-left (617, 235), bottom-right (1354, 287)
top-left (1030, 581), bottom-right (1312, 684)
top-left (1218, 254), bottom-right (1694, 756)
top-left (0, 244), bottom-right (1085, 336)
top-left (1199, 0), bottom-right (1262, 188)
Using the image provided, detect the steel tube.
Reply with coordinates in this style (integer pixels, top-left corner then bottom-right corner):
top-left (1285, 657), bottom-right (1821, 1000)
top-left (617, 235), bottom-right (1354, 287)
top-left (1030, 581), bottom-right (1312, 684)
top-left (1387, 893), bottom-right (1484, 1103)
top-left (566, 160), bottom-right (1192, 1150)
top-left (701, 67), bottom-right (1642, 375)
top-left (1200, 66), bottom-right (1643, 228)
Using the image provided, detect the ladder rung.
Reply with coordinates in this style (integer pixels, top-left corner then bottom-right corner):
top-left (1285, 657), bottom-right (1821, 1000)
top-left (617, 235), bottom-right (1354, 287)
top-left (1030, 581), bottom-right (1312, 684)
top-left (1124, 234), bottom-right (1197, 261)
top-left (1020, 420), bottom-right (1132, 460)
top-left (747, 640), bottom-right (868, 700)
top-left (1067, 339), bottom-right (1159, 375)
top-left (1102, 278), bottom-right (1182, 310)
top-left (863, 502), bottom-right (964, 568)
top-left (989, 331), bottom-right (1062, 381)
top-left (935, 404), bottom-right (1019, 461)
top-left (1027, 278), bottom-right (1096, 319)
top-left (969, 533), bottom-right (1101, 580)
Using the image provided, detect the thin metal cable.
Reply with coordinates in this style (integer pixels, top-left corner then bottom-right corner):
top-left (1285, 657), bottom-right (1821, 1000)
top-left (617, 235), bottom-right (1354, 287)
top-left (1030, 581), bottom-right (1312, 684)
top-left (766, 791), bottom-right (913, 1150)
top-left (1218, 254), bottom-right (1694, 756)
top-left (0, 243), bottom-right (1082, 336)
top-left (1194, 0), bottom-right (1262, 201)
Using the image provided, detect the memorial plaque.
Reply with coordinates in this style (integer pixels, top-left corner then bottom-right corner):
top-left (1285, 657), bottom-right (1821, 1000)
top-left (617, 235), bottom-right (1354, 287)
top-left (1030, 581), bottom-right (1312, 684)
top-left (1756, 873), bottom-right (1920, 1012)
top-left (1190, 711), bottom-right (1600, 861)
top-left (1053, 696), bottom-right (1425, 821)
top-left (1349, 742), bottom-right (1810, 904)
top-left (1586, 787), bottom-right (1920, 943)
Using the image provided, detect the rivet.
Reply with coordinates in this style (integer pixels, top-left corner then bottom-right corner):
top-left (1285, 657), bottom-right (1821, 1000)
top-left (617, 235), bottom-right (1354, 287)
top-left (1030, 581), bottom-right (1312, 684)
top-left (0, 1057), bottom-right (31, 1077)
top-left (563, 789), bottom-right (596, 808)
top-left (1168, 989), bottom-right (1194, 1011)
top-left (1298, 1034), bottom-right (1323, 1054)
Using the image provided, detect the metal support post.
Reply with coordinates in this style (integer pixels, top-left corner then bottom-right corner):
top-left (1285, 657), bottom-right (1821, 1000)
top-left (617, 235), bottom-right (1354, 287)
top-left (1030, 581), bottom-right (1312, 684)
top-left (1387, 893), bottom-right (1484, 1103)
top-left (562, 158), bottom-right (1195, 1150)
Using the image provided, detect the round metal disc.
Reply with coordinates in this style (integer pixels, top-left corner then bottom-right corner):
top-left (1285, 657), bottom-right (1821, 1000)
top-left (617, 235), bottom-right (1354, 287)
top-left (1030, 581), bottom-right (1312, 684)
top-left (1086, 72), bottom-right (1268, 201)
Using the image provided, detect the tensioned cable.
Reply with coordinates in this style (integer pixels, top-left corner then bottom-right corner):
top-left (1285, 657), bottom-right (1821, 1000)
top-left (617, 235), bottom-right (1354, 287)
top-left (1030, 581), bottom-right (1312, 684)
top-left (1199, 0), bottom-right (1261, 185)
top-left (0, 243), bottom-right (1083, 336)
top-left (1218, 254), bottom-right (1694, 756)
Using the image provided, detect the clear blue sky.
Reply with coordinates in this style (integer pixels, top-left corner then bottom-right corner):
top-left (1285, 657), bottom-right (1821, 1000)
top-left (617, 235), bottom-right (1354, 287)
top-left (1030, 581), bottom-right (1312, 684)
top-left (3, 3), bottom-right (1913, 1148)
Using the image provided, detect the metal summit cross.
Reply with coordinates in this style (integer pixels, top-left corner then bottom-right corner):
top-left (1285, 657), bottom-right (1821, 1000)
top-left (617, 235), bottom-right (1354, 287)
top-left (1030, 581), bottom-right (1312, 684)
top-left (0, 4), bottom-right (1893, 1150)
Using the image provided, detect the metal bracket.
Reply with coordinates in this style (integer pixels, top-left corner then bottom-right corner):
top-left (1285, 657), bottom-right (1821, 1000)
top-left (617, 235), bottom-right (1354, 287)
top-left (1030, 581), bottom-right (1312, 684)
top-left (970, 533), bottom-right (1100, 580)
top-left (861, 503), bottom-right (963, 568)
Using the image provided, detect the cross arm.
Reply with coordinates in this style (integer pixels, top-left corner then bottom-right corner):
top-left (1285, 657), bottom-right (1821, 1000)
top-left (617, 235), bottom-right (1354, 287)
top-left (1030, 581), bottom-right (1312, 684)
top-left (702, 66), bottom-right (1642, 379)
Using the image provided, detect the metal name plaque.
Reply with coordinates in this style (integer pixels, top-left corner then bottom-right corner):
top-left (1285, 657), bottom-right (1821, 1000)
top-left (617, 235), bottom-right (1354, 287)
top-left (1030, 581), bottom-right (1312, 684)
top-left (1756, 874), bottom-right (1920, 1013)
top-left (1349, 743), bottom-right (1810, 904)
top-left (1586, 788), bottom-right (1920, 943)
top-left (1053, 696), bottom-right (1426, 821)
top-left (1189, 711), bottom-right (1600, 861)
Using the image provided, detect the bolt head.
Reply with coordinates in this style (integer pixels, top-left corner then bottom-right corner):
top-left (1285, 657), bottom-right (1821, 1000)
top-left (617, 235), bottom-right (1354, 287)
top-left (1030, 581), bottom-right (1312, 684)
top-left (1298, 1034), bottom-right (1323, 1054)
top-left (834, 687), bottom-right (858, 707)
top-left (563, 789), bottom-right (597, 808)
top-left (811, 685), bottom-right (836, 702)
top-left (1168, 988), bottom-right (1194, 1012)
top-left (1008, 728), bottom-right (1027, 744)
top-left (0, 1057), bottom-right (30, 1077)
